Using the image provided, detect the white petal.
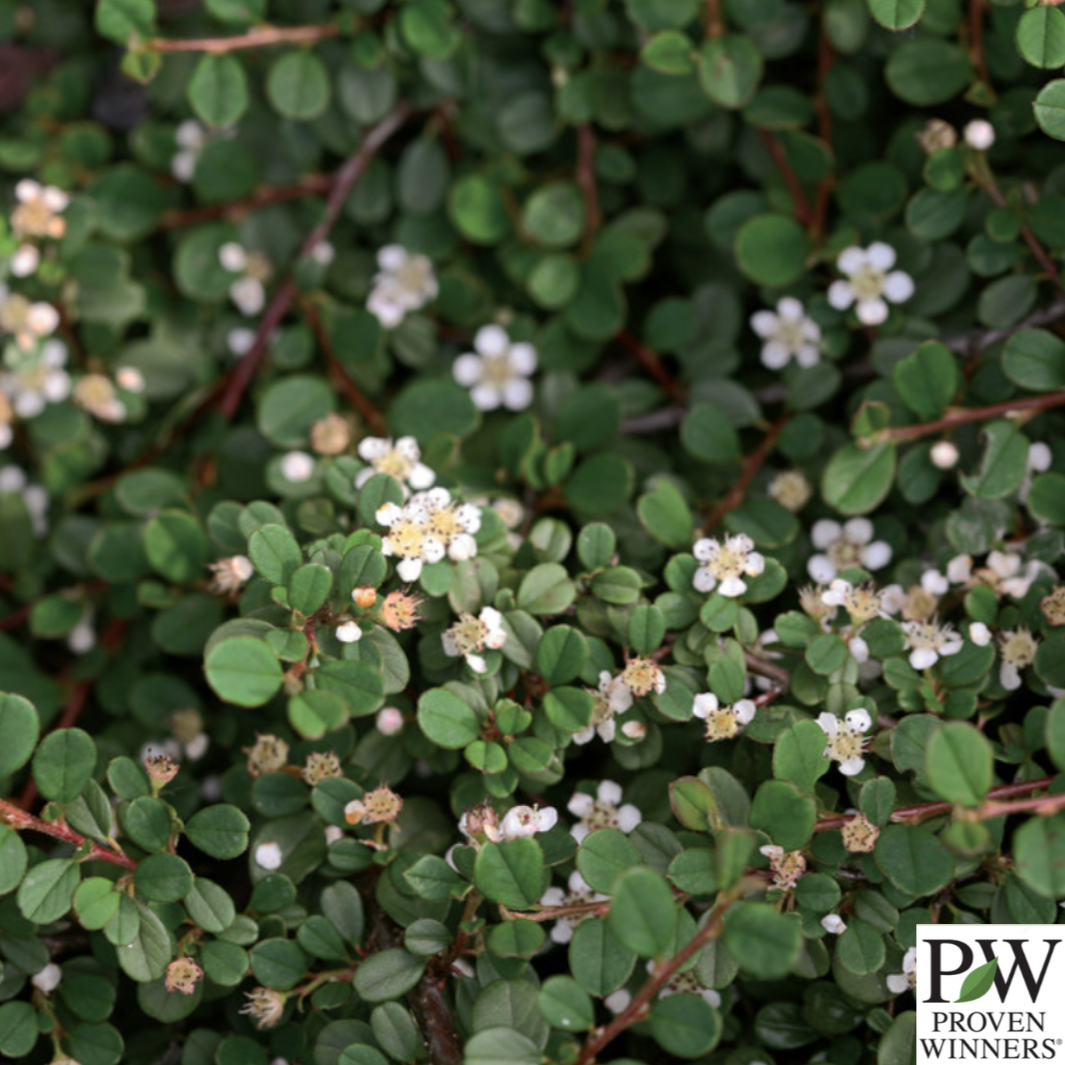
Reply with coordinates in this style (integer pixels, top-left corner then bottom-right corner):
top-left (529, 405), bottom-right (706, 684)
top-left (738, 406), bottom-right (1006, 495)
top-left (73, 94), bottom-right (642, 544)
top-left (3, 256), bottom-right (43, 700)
top-left (836, 246), bottom-right (866, 276)
top-left (465, 653), bottom-right (487, 674)
top-left (568, 793), bottom-right (595, 817)
top-left (796, 344), bottom-right (821, 368)
top-left (376, 502), bottom-right (402, 526)
top-left (1000, 662), bottom-right (1022, 690)
top-left (474, 324), bottom-right (509, 357)
top-left (807, 555), bottom-right (837, 584)
top-left (692, 693), bottom-right (718, 719)
top-left (886, 974), bottom-right (910, 994)
top-left (866, 242), bottom-right (897, 271)
top-left (422, 536), bottom-right (446, 563)
top-left (843, 517), bottom-right (873, 545)
top-left (856, 298), bottom-right (889, 326)
top-left (377, 244), bottom-right (408, 272)
top-left (827, 280), bottom-right (855, 310)
top-left (883, 271), bottom-right (914, 304)
top-left (750, 310), bottom-right (779, 338)
top-left (909, 648), bottom-right (938, 670)
top-left (452, 353), bottom-right (483, 387)
top-left (692, 538), bottom-right (715, 562)
top-left (537, 806), bottom-right (559, 832)
top-left (508, 343), bottom-right (537, 375)
top-left (408, 463), bottom-right (436, 490)
top-left (502, 378), bottom-right (534, 411)
top-left (921, 570), bottom-right (948, 595)
top-left (1029, 442), bottom-right (1053, 472)
top-left (218, 242), bottom-right (247, 272)
top-left (760, 341), bottom-right (791, 370)
top-left (550, 921), bottom-right (575, 944)
top-left (817, 712), bottom-right (839, 735)
top-left (969, 622), bottom-right (992, 647)
top-left (777, 296), bottom-right (804, 320)
top-left (471, 383), bottom-right (502, 411)
top-left (693, 567), bottom-right (717, 593)
top-left (733, 699), bottom-right (756, 725)
top-left (598, 780), bottom-right (623, 805)
top-left (845, 708), bottom-right (872, 732)
top-left (811, 520), bottom-right (842, 550)
top-left (718, 576), bottom-right (747, 598)
top-left (359, 437), bottom-right (391, 461)
top-left (821, 914), bottom-right (847, 934)
top-left (839, 755), bottom-right (865, 776)
top-left (396, 557), bottom-right (423, 582)
top-left (616, 804), bottom-right (642, 833)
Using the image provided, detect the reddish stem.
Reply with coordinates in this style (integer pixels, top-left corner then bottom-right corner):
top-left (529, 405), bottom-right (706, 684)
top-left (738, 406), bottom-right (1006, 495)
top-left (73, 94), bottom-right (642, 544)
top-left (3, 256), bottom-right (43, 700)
top-left (576, 125), bottom-right (601, 257)
top-left (145, 22), bottom-right (339, 53)
top-left (160, 174), bottom-right (334, 229)
top-left (616, 331), bottom-right (686, 406)
top-left (969, 0), bottom-right (990, 87)
top-left (0, 798), bottom-right (136, 870)
top-left (979, 173), bottom-right (1061, 293)
top-left (218, 102), bottom-right (414, 421)
top-left (759, 130), bottom-right (812, 228)
top-left (703, 413), bottom-right (790, 532)
top-left (811, 19), bottom-right (836, 238)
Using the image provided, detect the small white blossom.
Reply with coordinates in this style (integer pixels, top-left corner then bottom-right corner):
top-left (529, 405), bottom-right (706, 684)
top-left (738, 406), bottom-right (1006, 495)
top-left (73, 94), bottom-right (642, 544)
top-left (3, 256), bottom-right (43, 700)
top-left (227, 327), bottom-right (257, 357)
top-left (218, 243), bottom-right (270, 317)
top-left (376, 707), bottom-right (405, 736)
top-left (821, 914), bottom-right (847, 935)
top-left (750, 297), bottom-right (821, 369)
top-left (500, 804), bottom-right (558, 840)
top-left (32, 963), bottom-right (62, 994)
top-left (887, 947), bottom-right (917, 994)
top-left (376, 487), bottom-right (481, 582)
top-left (821, 579), bottom-right (886, 624)
top-left (336, 620), bottom-right (363, 644)
top-left (568, 780), bottom-right (642, 843)
top-left (310, 241), bottom-right (335, 267)
top-left (540, 871), bottom-right (607, 944)
top-left (902, 618), bottom-right (963, 670)
top-left (693, 692), bottom-right (756, 742)
top-left (827, 243), bottom-right (914, 326)
top-left (1021, 442), bottom-right (1053, 501)
top-left (453, 325), bottom-right (537, 412)
top-left (969, 621), bottom-right (992, 647)
top-left (964, 119), bottom-right (995, 151)
top-left (171, 120), bottom-right (209, 182)
top-left (807, 518), bottom-right (892, 584)
top-left (999, 627), bottom-right (1039, 690)
top-left (817, 708), bottom-right (873, 776)
top-left (442, 606), bottom-right (507, 673)
top-left (355, 436), bottom-right (435, 494)
top-left (280, 450), bottom-right (315, 483)
top-left (573, 671), bottom-right (634, 745)
top-left (768, 469), bottom-right (812, 512)
top-left (759, 844), bottom-right (807, 890)
top-left (930, 441), bottom-right (959, 469)
top-left (920, 568), bottom-right (949, 596)
top-left (692, 533), bottom-right (765, 597)
top-left (0, 465), bottom-right (48, 536)
top-left (68, 616), bottom-right (96, 655)
top-left (254, 842), bottom-right (283, 871)
top-left (367, 245), bottom-right (438, 329)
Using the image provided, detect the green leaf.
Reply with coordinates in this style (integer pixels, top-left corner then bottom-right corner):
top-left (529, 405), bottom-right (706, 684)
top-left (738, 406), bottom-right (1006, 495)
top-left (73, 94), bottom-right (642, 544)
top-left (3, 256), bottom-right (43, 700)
top-left (637, 481), bottom-right (695, 549)
top-left (874, 825), bottom-right (954, 896)
top-left (885, 40), bottom-right (974, 106)
top-left (1002, 329), bottom-right (1065, 392)
top-left (577, 828), bottom-right (642, 893)
top-left (144, 510), bottom-right (210, 583)
top-left (249, 523), bottom-right (302, 586)
top-left (749, 781), bottom-right (816, 850)
top-left (18, 858), bottom-right (80, 924)
top-left (959, 420), bottom-right (1029, 500)
top-left (352, 949), bottom-right (427, 1002)
top-left (418, 688), bottom-right (480, 749)
top-left (1015, 813), bottom-right (1065, 898)
top-left (0, 1001), bottom-right (38, 1057)
top-left (522, 182), bottom-right (585, 250)
top-left (33, 728), bottom-right (96, 805)
top-left (956, 957), bottom-right (999, 1003)
top-left (867, 0), bottom-right (925, 31)
top-left (0, 692), bottom-right (39, 778)
top-left (805, 633), bottom-right (849, 675)
top-left (538, 975), bottom-right (595, 1031)
top-left (95, 0), bottom-right (155, 44)
top-left (449, 175), bottom-right (510, 245)
top-left (288, 690), bottom-right (349, 740)
top-left (1017, 7), bottom-right (1065, 70)
top-left (475, 839), bottom-right (545, 909)
top-left (822, 442), bottom-right (897, 515)
top-left (536, 626), bottom-right (588, 684)
top-left (542, 687), bottom-right (593, 734)
top-left (681, 402), bottom-right (742, 464)
top-left (400, 0), bottom-right (460, 58)
top-left (205, 636), bottom-right (283, 708)
top-left (187, 55), bottom-right (249, 128)
top-left (608, 867), bottom-right (677, 957)
top-left (734, 214), bottom-right (812, 287)
top-left (117, 902), bottom-right (172, 982)
top-left (569, 917), bottom-right (637, 996)
top-left (836, 918), bottom-right (886, 975)
top-left (266, 51), bottom-right (330, 120)
top-left (773, 721), bottom-right (830, 795)
top-left (75, 878), bottom-right (121, 930)
top-left (650, 993), bottom-right (722, 1058)
top-left (642, 31), bottom-right (697, 75)
top-left (135, 853), bottom-right (194, 904)
top-left (893, 341), bottom-right (959, 421)
top-left (698, 34), bottom-right (764, 109)
top-left (251, 938), bottom-right (309, 990)
top-left (517, 563), bottom-right (576, 615)
top-left (0, 824), bottom-right (28, 896)
top-left (722, 902), bottom-right (801, 977)
top-left (185, 804), bottom-right (250, 860)
top-left (465, 1029), bottom-right (540, 1065)
top-left (403, 855), bottom-right (463, 901)
top-left (925, 722), bottom-right (993, 807)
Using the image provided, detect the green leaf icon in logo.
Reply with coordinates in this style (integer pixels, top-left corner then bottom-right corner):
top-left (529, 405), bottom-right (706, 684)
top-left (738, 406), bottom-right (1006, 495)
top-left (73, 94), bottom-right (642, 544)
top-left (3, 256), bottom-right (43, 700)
top-left (955, 957), bottom-right (998, 1003)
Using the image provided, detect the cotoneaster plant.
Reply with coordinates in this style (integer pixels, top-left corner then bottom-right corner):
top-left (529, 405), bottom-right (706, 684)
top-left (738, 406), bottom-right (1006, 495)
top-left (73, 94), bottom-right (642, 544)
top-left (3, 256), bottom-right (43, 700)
top-left (3, 1), bottom-right (1065, 1065)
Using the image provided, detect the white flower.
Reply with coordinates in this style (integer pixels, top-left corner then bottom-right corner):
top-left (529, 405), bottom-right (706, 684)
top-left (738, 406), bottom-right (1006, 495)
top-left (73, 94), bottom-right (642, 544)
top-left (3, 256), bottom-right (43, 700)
top-left (750, 297), bottom-right (821, 369)
top-left (0, 336), bottom-right (70, 417)
top-left (376, 707), bottom-right (405, 736)
top-left (817, 708), bottom-right (873, 776)
top-left (920, 568), bottom-right (949, 596)
top-left (887, 947), bottom-right (917, 994)
top-left (171, 120), bottom-right (209, 182)
top-left (68, 617), bottom-right (96, 655)
top-left (10, 244), bottom-right (39, 277)
top-left (930, 441), bottom-right (959, 469)
top-left (768, 470), bottom-right (812, 512)
top-left (11, 180), bottom-right (68, 267)
top-left (355, 436), bottom-right (435, 494)
top-left (807, 518), bottom-right (892, 584)
top-left (453, 325), bottom-right (537, 412)
top-left (367, 244), bottom-right (438, 329)
top-left (208, 554), bottom-right (254, 594)
top-left (540, 871), bottom-right (607, 944)
top-left (573, 671), bottom-right (634, 745)
top-left (902, 618), bottom-right (964, 670)
top-left (254, 842), bottom-right (283, 870)
top-left (568, 780), bottom-right (642, 843)
top-left (1021, 442), bottom-right (1052, 501)
top-left (605, 989), bottom-right (632, 1014)
top-left (964, 119), bottom-right (995, 151)
top-left (827, 243), bottom-right (914, 326)
top-left (969, 621), bottom-right (992, 647)
top-left (310, 241), bottom-right (335, 267)
top-left (218, 243), bottom-right (270, 317)
top-left (693, 692), bottom-right (757, 742)
top-left (500, 804), bottom-right (558, 840)
top-left (821, 914), bottom-right (847, 935)
top-left (280, 450), bottom-right (316, 483)
top-left (820, 579), bottom-right (886, 624)
top-left (32, 963), bottom-right (62, 994)
top-left (227, 327), bottom-right (257, 357)
top-left (759, 844), bottom-right (807, 890)
top-left (442, 606), bottom-right (507, 673)
top-left (648, 960), bottom-right (722, 1007)
top-left (692, 533), bottom-right (765, 597)
top-left (376, 487), bottom-right (481, 582)
top-left (999, 627), bottom-right (1039, 690)
top-left (336, 620), bottom-right (363, 644)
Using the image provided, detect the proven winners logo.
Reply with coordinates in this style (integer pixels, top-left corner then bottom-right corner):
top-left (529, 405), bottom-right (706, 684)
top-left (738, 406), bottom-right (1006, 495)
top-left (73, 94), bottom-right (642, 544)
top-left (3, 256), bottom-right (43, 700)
top-left (917, 926), bottom-right (1065, 1064)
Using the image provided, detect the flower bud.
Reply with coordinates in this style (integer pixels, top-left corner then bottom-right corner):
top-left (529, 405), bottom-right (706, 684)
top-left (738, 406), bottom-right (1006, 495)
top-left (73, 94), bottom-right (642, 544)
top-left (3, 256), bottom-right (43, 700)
top-left (145, 751), bottom-right (179, 787)
top-left (352, 586), bottom-right (378, 609)
top-left (964, 118), bottom-right (995, 151)
top-left (930, 440), bottom-right (959, 469)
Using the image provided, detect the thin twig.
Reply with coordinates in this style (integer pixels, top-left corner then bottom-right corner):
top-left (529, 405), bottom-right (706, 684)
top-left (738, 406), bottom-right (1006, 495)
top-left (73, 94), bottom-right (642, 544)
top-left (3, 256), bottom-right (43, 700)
top-left (810, 18), bottom-right (835, 238)
top-left (941, 298), bottom-right (1065, 354)
top-left (576, 125), bottom-right (601, 258)
top-left (759, 130), bottom-right (812, 228)
top-left (160, 174), bottom-right (334, 229)
top-left (744, 649), bottom-right (792, 688)
top-left (969, 0), bottom-right (990, 88)
top-left (300, 298), bottom-right (387, 434)
top-left (616, 331), bottom-right (686, 406)
top-left (874, 387), bottom-right (1065, 445)
top-left (0, 798), bottom-right (136, 870)
top-left (576, 900), bottom-right (731, 1065)
top-left (218, 102), bottom-right (414, 421)
top-left (814, 775), bottom-right (1057, 831)
top-left (704, 0), bottom-right (724, 37)
top-left (702, 413), bottom-right (790, 532)
top-left (144, 22), bottom-right (339, 54)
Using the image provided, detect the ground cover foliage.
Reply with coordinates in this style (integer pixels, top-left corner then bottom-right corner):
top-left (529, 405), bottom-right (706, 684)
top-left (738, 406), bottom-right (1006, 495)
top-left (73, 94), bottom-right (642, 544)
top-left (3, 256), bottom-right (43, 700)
top-left (4, 0), bottom-right (1065, 1062)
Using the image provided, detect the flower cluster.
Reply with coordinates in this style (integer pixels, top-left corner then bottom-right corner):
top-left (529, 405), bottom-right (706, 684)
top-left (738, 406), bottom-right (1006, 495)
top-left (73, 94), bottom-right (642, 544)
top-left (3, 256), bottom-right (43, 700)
top-left (376, 488), bottom-right (481, 582)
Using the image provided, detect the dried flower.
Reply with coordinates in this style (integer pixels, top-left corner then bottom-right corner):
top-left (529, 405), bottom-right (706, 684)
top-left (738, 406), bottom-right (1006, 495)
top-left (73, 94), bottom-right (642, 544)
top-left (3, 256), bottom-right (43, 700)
top-left (999, 627), bottom-right (1039, 690)
top-left (165, 958), bottom-right (204, 996)
top-left (240, 987), bottom-right (287, 1029)
top-left (301, 751), bottom-right (342, 786)
top-left (841, 812), bottom-right (880, 853)
top-left (145, 751), bottom-right (179, 787)
top-left (1042, 587), bottom-right (1065, 626)
top-left (244, 734), bottom-right (290, 778)
top-left (345, 784), bottom-right (403, 825)
top-left (759, 844), bottom-right (807, 890)
top-left (310, 413), bottom-right (352, 456)
top-left (208, 555), bottom-right (254, 595)
top-left (620, 656), bottom-right (666, 698)
top-left (352, 586), bottom-right (378, 610)
top-left (768, 470), bottom-right (813, 512)
top-left (380, 589), bottom-right (423, 631)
